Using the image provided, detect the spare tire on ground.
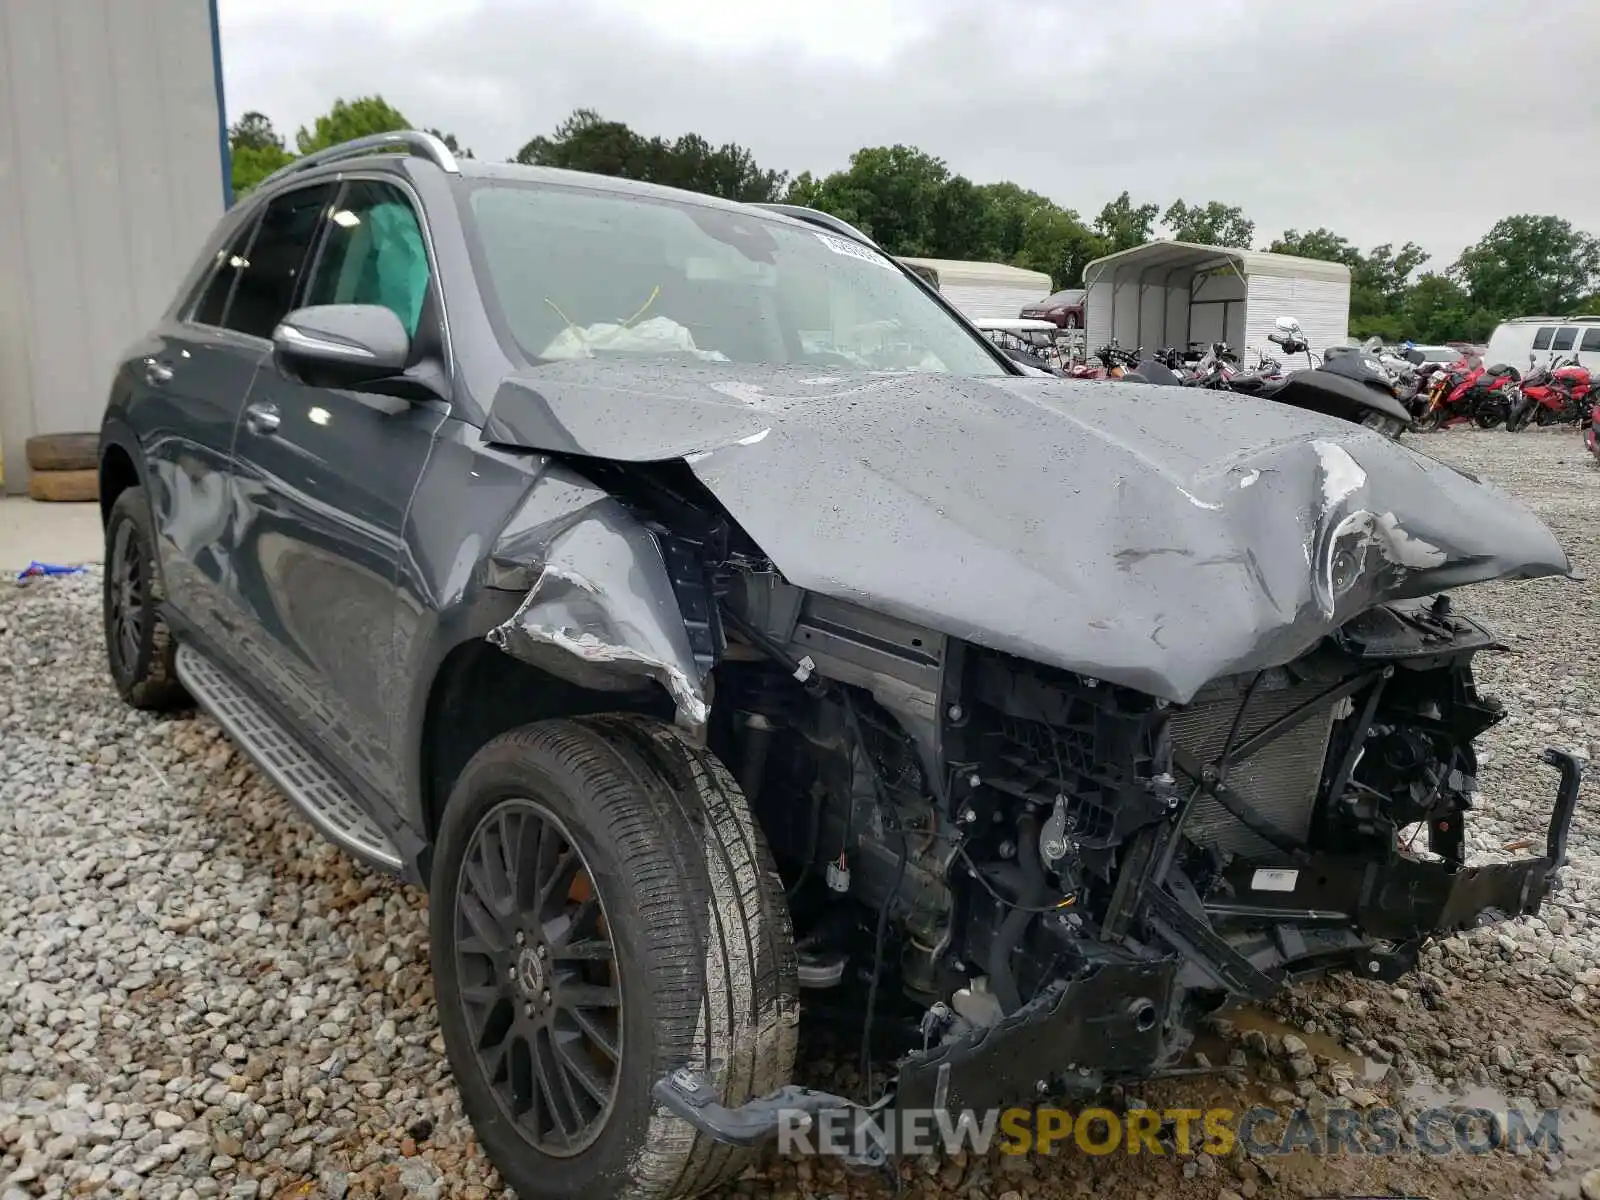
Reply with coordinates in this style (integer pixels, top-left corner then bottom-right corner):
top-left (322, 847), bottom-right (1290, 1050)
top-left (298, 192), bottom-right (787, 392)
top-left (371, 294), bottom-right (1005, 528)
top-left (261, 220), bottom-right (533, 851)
top-left (28, 468), bottom-right (99, 503)
top-left (25, 433), bottom-right (99, 473)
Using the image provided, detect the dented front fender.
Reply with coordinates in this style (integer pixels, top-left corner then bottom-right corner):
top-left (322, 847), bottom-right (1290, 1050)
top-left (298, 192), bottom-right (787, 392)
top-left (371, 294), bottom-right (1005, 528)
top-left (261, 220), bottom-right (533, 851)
top-left (484, 465), bottom-right (709, 731)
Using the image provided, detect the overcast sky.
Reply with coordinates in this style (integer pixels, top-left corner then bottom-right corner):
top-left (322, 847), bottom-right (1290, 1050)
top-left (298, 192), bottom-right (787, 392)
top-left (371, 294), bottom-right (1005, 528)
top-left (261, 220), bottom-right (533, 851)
top-left (219, 0), bottom-right (1600, 269)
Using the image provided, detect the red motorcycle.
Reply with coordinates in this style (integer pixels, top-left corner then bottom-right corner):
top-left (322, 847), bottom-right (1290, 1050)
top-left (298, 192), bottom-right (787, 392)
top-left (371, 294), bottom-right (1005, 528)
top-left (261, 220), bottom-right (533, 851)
top-left (1586, 400), bottom-right (1600, 462)
top-left (1418, 355), bottom-right (1520, 429)
top-left (1507, 355), bottom-right (1596, 430)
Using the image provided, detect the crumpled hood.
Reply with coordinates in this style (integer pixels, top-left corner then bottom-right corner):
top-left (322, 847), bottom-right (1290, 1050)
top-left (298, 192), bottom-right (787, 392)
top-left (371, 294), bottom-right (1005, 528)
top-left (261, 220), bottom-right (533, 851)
top-left (484, 363), bottom-right (1571, 702)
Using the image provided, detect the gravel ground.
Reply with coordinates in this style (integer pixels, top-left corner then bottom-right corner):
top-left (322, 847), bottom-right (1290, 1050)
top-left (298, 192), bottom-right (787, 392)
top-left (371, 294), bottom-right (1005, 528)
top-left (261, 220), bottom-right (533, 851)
top-left (2, 428), bottom-right (1598, 1200)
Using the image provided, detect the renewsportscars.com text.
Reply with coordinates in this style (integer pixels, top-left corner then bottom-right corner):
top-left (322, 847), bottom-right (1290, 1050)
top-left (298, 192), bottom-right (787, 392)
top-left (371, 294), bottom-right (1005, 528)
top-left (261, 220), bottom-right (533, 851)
top-left (777, 1104), bottom-right (1564, 1159)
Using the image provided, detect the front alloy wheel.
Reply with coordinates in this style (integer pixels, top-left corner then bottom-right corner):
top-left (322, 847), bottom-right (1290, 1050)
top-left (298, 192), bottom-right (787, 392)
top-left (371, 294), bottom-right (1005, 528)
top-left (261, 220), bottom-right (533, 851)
top-left (453, 798), bottom-right (621, 1157)
top-left (431, 716), bottom-right (798, 1200)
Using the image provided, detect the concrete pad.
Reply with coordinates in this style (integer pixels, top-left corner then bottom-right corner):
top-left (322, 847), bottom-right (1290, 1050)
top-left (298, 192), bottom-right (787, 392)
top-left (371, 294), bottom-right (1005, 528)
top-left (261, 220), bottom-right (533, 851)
top-left (0, 497), bottom-right (103, 573)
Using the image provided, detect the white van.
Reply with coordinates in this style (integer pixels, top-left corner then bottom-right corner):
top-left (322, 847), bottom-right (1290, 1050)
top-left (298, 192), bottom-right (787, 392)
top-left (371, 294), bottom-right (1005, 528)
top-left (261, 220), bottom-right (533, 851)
top-left (1484, 315), bottom-right (1600, 374)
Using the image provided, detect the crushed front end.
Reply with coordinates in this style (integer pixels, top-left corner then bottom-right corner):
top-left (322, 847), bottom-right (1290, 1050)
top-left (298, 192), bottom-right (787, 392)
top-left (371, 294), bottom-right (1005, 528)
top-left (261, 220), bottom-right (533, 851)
top-left (891, 594), bottom-right (1580, 1115)
top-left (657, 589), bottom-right (1580, 1141)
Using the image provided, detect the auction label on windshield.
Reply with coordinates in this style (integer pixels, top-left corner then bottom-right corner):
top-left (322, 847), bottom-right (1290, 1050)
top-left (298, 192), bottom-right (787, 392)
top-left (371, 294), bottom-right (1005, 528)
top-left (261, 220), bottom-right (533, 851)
top-left (814, 231), bottom-right (896, 270)
top-left (1250, 868), bottom-right (1298, 892)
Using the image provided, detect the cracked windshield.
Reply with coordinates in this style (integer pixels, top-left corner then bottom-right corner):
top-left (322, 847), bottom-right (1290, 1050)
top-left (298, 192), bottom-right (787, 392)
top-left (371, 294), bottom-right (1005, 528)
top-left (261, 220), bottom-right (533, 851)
top-left (465, 182), bottom-right (1007, 375)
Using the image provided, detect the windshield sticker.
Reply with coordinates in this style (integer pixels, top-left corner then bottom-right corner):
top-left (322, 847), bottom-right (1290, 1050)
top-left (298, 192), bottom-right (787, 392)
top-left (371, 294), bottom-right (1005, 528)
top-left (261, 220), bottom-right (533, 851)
top-left (814, 231), bottom-right (896, 271)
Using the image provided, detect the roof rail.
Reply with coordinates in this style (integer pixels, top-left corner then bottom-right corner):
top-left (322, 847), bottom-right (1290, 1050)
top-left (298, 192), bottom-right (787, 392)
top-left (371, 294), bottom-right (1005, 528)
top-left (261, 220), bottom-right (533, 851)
top-left (749, 203), bottom-right (879, 248)
top-left (256, 130), bottom-right (461, 190)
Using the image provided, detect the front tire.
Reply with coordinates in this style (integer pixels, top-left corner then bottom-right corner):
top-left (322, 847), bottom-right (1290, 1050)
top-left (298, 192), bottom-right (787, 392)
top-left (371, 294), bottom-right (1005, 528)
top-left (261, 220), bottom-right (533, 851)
top-left (103, 485), bottom-right (188, 710)
top-left (431, 716), bottom-right (798, 1200)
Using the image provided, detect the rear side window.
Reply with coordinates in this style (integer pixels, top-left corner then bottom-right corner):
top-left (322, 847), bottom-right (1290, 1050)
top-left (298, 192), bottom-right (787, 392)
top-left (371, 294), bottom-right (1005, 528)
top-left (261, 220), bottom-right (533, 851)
top-left (223, 183), bottom-right (336, 340)
top-left (1551, 327), bottom-right (1578, 351)
top-left (1531, 326), bottom-right (1555, 349)
top-left (304, 181), bottom-right (432, 337)
top-left (190, 222), bottom-right (258, 327)
top-left (1580, 328), bottom-right (1600, 352)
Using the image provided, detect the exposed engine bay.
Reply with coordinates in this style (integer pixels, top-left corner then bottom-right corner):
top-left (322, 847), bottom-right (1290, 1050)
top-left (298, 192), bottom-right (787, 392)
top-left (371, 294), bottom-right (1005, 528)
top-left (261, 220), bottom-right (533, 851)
top-left (479, 380), bottom-right (1581, 1141)
top-left (697, 573), bottom-right (1580, 1119)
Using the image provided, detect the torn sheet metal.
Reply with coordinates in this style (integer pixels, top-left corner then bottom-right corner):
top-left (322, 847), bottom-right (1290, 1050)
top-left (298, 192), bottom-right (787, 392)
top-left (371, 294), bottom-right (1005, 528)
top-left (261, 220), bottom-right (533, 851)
top-left (482, 362), bottom-right (1570, 704)
top-left (485, 474), bottom-right (709, 731)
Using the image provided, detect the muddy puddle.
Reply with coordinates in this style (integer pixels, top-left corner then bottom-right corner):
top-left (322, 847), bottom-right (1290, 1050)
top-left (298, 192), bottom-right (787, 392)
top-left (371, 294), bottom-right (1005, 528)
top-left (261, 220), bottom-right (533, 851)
top-left (1217, 1004), bottom-right (1393, 1084)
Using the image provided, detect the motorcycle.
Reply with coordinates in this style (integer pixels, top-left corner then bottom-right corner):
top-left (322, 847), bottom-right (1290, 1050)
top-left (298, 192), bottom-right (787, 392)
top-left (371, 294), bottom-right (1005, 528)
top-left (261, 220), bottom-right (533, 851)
top-left (1418, 354), bottom-right (1520, 430)
top-left (1506, 353), bottom-right (1596, 430)
top-left (1177, 341), bottom-right (1247, 388)
top-left (1122, 318), bottom-right (1412, 437)
top-left (1265, 319), bottom-right (1413, 436)
top-left (1063, 339), bottom-right (1139, 379)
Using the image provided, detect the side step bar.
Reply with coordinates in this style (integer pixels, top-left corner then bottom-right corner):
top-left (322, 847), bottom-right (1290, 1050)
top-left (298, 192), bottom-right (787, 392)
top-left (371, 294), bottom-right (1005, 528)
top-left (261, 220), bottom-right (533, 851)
top-left (174, 644), bottom-right (403, 872)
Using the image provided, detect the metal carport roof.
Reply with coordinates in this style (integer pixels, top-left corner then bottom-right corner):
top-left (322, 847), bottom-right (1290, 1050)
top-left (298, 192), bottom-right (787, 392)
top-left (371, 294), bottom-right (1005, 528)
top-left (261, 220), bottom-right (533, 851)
top-left (1084, 241), bottom-right (1351, 288)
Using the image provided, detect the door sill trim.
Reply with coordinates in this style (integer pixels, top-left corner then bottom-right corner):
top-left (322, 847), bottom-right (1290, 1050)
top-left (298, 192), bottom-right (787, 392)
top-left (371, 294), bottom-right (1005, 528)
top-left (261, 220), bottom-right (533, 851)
top-left (175, 642), bottom-right (404, 872)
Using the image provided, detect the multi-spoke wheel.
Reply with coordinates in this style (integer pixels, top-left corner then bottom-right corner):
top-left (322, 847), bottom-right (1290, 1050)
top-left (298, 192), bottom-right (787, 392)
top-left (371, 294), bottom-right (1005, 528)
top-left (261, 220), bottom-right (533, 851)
top-left (102, 486), bottom-right (188, 710)
top-left (453, 798), bottom-right (621, 1157)
top-left (431, 716), bottom-right (798, 1200)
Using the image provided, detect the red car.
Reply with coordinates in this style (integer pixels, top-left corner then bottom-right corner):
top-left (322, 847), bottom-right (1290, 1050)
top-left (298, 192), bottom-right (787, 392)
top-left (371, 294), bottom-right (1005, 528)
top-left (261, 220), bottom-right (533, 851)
top-left (1020, 288), bottom-right (1086, 329)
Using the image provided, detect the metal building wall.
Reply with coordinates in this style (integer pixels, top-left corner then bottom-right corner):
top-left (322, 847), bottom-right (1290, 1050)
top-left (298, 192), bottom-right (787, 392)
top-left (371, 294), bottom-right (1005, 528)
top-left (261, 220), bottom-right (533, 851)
top-left (0, 0), bottom-right (228, 492)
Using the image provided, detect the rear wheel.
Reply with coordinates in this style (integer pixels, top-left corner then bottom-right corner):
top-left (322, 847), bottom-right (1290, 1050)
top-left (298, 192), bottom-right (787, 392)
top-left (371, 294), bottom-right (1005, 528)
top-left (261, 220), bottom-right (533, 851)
top-left (431, 715), bottom-right (798, 1200)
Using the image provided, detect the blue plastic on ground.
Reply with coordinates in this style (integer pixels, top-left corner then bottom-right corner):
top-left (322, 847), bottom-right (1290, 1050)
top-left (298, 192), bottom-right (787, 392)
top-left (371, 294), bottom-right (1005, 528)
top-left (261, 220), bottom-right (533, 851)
top-left (16, 562), bottom-right (86, 581)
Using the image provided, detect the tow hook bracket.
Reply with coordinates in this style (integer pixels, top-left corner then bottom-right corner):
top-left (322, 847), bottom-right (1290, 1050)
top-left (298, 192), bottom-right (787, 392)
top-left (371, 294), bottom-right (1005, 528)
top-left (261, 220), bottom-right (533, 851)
top-left (1540, 746), bottom-right (1583, 875)
top-left (652, 1068), bottom-right (888, 1166)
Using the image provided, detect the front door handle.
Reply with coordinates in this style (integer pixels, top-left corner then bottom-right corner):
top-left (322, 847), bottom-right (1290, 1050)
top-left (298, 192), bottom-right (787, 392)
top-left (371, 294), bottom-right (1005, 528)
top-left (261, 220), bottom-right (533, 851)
top-left (143, 359), bottom-right (173, 387)
top-left (244, 401), bottom-right (281, 436)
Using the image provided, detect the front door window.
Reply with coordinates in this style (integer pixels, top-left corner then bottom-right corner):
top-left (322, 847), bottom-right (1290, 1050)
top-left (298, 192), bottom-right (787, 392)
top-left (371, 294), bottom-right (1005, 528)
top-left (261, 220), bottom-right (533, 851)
top-left (305, 181), bottom-right (432, 338)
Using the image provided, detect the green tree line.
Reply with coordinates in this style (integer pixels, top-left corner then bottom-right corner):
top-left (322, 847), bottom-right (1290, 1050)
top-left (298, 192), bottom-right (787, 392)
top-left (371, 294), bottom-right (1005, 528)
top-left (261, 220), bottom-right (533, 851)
top-left (231, 98), bottom-right (1600, 343)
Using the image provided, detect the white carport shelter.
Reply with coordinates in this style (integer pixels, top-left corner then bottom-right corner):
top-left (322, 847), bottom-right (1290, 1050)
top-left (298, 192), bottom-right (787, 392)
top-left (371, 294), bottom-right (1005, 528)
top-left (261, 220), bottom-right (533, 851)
top-left (1083, 242), bottom-right (1351, 361)
top-left (896, 257), bottom-right (1053, 321)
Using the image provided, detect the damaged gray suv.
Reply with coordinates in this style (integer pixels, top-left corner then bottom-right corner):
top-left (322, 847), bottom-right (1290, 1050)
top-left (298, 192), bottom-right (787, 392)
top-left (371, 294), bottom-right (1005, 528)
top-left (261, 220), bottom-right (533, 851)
top-left (98, 131), bottom-right (1582, 1198)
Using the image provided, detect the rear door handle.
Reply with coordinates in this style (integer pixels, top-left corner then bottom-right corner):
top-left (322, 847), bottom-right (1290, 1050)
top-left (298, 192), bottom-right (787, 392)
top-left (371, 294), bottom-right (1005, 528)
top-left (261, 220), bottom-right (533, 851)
top-left (143, 359), bottom-right (173, 386)
top-left (244, 401), bottom-right (281, 436)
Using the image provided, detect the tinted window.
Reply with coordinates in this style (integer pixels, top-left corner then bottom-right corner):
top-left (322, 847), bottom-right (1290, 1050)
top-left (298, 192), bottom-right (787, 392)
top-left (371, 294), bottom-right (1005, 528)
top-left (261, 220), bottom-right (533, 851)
top-left (1532, 327), bottom-right (1555, 349)
top-left (1581, 328), bottom-right (1600, 353)
top-left (1551, 327), bottom-right (1578, 351)
top-left (305, 181), bottom-right (432, 337)
top-left (224, 184), bottom-right (335, 340)
top-left (463, 183), bottom-right (1006, 376)
top-left (190, 222), bottom-right (258, 327)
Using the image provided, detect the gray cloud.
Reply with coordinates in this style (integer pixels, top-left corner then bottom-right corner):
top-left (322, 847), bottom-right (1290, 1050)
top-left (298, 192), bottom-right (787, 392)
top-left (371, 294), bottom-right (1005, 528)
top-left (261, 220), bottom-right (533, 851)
top-left (220, 0), bottom-right (1600, 268)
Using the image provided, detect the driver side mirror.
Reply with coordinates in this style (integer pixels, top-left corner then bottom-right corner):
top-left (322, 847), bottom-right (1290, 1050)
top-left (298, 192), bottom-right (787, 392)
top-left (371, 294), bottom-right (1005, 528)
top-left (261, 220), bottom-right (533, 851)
top-left (1405, 348), bottom-right (1425, 365)
top-left (272, 304), bottom-right (411, 387)
top-left (1274, 316), bottom-right (1303, 335)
